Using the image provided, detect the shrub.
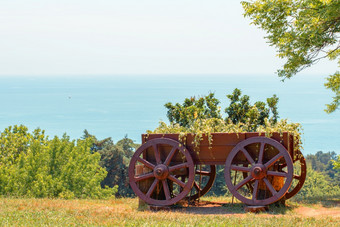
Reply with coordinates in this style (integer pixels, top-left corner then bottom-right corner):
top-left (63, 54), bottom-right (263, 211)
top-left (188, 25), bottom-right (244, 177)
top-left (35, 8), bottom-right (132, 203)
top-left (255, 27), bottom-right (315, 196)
top-left (0, 125), bottom-right (116, 199)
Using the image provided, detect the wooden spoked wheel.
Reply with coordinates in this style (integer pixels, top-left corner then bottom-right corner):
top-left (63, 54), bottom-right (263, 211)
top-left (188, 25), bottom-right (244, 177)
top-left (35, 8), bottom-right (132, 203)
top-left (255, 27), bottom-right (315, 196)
top-left (187, 165), bottom-right (216, 200)
top-left (224, 137), bottom-right (293, 206)
top-left (128, 138), bottom-right (194, 206)
top-left (241, 150), bottom-right (306, 201)
top-left (284, 150), bottom-right (307, 200)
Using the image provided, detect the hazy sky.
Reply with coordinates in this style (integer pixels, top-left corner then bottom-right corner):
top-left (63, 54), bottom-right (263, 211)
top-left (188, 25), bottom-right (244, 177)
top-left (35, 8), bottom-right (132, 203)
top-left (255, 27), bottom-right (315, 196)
top-left (0, 0), bottom-right (338, 76)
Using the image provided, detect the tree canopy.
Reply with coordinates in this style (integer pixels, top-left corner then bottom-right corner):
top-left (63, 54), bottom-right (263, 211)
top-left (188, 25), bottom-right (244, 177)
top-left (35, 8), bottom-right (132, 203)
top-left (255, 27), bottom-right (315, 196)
top-left (83, 131), bottom-right (138, 197)
top-left (164, 93), bottom-right (221, 128)
top-left (306, 151), bottom-right (340, 184)
top-left (163, 89), bottom-right (280, 131)
top-left (242, 0), bottom-right (340, 113)
top-left (0, 125), bottom-right (117, 199)
top-left (225, 88), bottom-right (279, 128)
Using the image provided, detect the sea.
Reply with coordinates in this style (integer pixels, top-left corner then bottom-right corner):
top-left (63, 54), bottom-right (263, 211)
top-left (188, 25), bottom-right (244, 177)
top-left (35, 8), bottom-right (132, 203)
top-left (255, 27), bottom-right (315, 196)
top-left (0, 75), bottom-right (339, 155)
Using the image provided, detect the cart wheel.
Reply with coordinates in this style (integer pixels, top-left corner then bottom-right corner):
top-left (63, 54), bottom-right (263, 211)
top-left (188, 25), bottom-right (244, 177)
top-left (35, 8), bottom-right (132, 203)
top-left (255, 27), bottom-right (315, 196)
top-left (187, 165), bottom-right (216, 200)
top-left (284, 150), bottom-right (307, 200)
top-left (128, 138), bottom-right (195, 206)
top-left (224, 137), bottom-right (293, 206)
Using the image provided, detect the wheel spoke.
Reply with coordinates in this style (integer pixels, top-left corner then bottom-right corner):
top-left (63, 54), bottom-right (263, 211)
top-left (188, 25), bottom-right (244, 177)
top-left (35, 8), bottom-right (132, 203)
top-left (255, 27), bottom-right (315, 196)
top-left (134, 172), bottom-right (154, 182)
top-left (164, 147), bottom-right (177, 166)
top-left (137, 157), bottom-right (155, 170)
top-left (241, 148), bottom-right (255, 165)
top-left (293, 174), bottom-right (301, 180)
top-left (231, 165), bottom-right (251, 172)
top-left (258, 143), bottom-right (265, 164)
top-left (233, 175), bottom-right (253, 191)
top-left (195, 170), bottom-right (211, 176)
top-left (162, 180), bottom-right (171, 200)
top-left (252, 180), bottom-right (259, 201)
top-left (153, 144), bottom-right (161, 164)
top-left (146, 178), bottom-right (159, 198)
top-left (193, 181), bottom-right (201, 192)
top-left (168, 175), bottom-right (186, 188)
top-left (263, 178), bottom-right (277, 196)
top-left (169, 163), bottom-right (189, 172)
top-left (267, 171), bottom-right (288, 178)
top-left (264, 153), bottom-right (283, 169)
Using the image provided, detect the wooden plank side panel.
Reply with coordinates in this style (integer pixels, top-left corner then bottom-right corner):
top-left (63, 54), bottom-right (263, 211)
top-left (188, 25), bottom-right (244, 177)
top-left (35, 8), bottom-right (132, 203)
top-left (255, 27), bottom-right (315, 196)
top-left (186, 145), bottom-right (235, 165)
top-left (289, 134), bottom-right (297, 162)
top-left (245, 132), bottom-right (291, 150)
top-left (142, 133), bottom-right (246, 146)
top-left (141, 132), bottom-right (294, 164)
top-left (142, 133), bottom-right (246, 164)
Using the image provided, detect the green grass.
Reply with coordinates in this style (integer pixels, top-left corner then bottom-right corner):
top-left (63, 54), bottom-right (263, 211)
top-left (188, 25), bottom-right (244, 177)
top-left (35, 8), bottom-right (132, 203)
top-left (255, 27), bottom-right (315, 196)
top-left (0, 197), bottom-right (339, 226)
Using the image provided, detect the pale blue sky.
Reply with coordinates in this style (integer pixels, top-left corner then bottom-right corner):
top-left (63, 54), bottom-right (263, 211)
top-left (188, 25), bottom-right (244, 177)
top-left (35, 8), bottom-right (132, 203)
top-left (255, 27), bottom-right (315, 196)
top-left (0, 0), bottom-right (338, 76)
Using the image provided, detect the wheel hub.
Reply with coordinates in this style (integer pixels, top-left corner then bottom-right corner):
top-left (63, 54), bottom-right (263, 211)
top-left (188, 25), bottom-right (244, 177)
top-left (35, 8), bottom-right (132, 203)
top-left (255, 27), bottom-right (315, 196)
top-left (251, 164), bottom-right (266, 180)
top-left (153, 164), bottom-right (169, 180)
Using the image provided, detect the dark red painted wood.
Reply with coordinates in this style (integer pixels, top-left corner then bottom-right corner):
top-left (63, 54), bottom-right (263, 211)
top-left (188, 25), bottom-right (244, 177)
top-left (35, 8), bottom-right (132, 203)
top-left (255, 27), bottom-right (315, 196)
top-left (224, 137), bottom-right (293, 206)
top-left (129, 138), bottom-right (194, 206)
top-left (187, 165), bottom-right (216, 200)
top-left (143, 132), bottom-right (294, 164)
top-left (284, 150), bottom-right (307, 200)
top-left (132, 132), bottom-right (301, 206)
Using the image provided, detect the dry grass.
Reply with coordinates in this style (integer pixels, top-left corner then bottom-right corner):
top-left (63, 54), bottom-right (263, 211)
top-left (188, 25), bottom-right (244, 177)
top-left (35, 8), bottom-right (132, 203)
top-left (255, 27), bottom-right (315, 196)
top-left (0, 197), bottom-right (339, 226)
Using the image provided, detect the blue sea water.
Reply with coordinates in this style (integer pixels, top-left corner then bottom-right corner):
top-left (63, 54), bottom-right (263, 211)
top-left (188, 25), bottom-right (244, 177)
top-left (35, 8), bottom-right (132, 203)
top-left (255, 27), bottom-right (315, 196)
top-left (0, 75), bottom-right (339, 155)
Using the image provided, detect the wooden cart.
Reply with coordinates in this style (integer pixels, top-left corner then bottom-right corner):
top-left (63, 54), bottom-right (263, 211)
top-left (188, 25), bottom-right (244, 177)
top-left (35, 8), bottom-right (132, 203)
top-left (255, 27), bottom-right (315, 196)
top-left (128, 132), bottom-right (306, 206)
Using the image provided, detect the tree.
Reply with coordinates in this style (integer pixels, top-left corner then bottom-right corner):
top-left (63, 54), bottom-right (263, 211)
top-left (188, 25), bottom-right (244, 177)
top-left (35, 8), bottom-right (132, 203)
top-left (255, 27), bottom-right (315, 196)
top-left (306, 151), bottom-right (340, 186)
top-left (83, 130), bottom-right (138, 197)
top-left (116, 135), bottom-right (138, 160)
top-left (294, 168), bottom-right (340, 201)
top-left (333, 155), bottom-right (340, 170)
top-left (97, 138), bottom-right (131, 197)
top-left (0, 125), bottom-right (116, 199)
top-left (164, 89), bottom-right (280, 132)
top-left (242, 0), bottom-right (340, 113)
top-left (164, 93), bottom-right (222, 127)
top-left (225, 88), bottom-right (279, 130)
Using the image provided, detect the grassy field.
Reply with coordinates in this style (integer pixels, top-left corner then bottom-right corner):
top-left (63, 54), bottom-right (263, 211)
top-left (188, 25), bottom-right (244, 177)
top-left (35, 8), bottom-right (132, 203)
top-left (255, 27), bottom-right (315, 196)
top-left (0, 197), bottom-right (339, 226)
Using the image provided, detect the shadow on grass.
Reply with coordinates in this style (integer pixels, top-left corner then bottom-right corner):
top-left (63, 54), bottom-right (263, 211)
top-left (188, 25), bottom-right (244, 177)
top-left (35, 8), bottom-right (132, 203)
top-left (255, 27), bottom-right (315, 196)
top-left (168, 200), bottom-right (295, 215)
top-left (293, 196), bottom-right (340, 208)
